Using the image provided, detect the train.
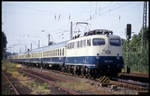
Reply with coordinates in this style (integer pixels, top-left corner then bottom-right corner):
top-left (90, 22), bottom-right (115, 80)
top-left (8, 29), bottom-right (124, 76)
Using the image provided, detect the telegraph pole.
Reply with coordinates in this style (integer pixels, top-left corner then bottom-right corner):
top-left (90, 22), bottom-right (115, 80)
top-left (141, 1), bottom-right (148, 52)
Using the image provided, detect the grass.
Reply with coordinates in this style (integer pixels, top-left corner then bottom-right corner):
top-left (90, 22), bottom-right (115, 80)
top-left (2, 60), bottom-right (51, 94)
top-left (57, 81), bottom-right (92, 91)
top-left (30, 82), bottom-right (35, 88)
top-left (29, 81), bottom-right (51, 94)
top-left (42, 83), bottom-right (48, 89)
top-left (21, 72), bottom-right (27, 77)
top-left (2, 60), bottom-right (18, 72)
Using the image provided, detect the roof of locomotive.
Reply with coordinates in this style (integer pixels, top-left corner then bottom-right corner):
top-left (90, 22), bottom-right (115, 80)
top-left (69, 29), bottom-right (121, 43)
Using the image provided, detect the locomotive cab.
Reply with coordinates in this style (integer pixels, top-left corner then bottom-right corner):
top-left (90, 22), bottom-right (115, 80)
top-left (91, 34), bottom-right (124, 74)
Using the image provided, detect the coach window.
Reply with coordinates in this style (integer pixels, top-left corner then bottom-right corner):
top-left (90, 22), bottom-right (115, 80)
top-left (93, 38), bottom-right (105, 46)
top-left (53, 50), bottom-right (54, 56)
top-left (83, 40), bottom-right (86, 47)
top-left (79, 41), bottom-right (81, 47)
top-left (87, 39), bottom-right (91, 46)
top-left (56, 50), bottom-right (58, 56)
top-left (77, 41), bottom-right (79, 48)
top-left (57, 49), bottom-right (58, 56)
top-left (60, 49), bottom-right (61, 56)
top-left (73, 42), bottom-right (74, 48)
top-left (68, 44), bottom-right (70, 49)
top-left (56, 50), bottom-right (57, 56)
top-left (58, 49), bottom-right (60, 56)
top-left (67, 44), bottom-right (69, 49)
top-left (58, 49), bottom-right (59, 56)
top-left (72, 43), bottom-right (73, 49)
top-left (59, 49), bottom-right (61, 56)
top-left (72, 42), bottom-right (74, 48)
top-left (70, 43), bottom-right (72, 49)
top-left (53, 50), bottom-right (55, 56)
top-left (62, 48), bottom-right (64, 56)
top-left (68, 43), bottom-right (70, 49)
top-left (110, 38), bottom-right (121, 46)
top-left (54, 50), bottom-right (56, 56)
top-left (81, 40), bottom-right (83, 47)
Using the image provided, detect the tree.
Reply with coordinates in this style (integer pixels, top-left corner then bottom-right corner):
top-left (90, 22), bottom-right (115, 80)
top-left (1, 31), bottom-right (7, 60)
top-left (122, 27), bottom-right (149, 73)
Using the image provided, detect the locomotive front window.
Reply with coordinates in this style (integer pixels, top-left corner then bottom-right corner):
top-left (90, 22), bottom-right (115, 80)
top-left (93, 38), bottom-right (105, 46)
top-left (110, 39), bottom-right (121, 46)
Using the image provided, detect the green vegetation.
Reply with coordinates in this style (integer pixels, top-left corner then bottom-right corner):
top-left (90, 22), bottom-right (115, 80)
top-left (2, 60), bottom-right (18, 72)
top-left (42, 83), bottom-right (48, 89)
top-left (1, 31), bottom-right (8, 60)
top-left (122, 27), bottom-right (149, 73)
top-left (30, 82), bottom-right (35, 88)
top-left (21, 72), bottom-right (27, 77)
top-left (57, 81), bottom-right (92, 91)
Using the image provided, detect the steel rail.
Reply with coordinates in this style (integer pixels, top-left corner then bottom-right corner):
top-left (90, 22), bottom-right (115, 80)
top-left (21, 64), bottom-right (149, 92)
top-left (2, 72), bottom-right (20, 95)
top-left (109, 80), bottom-right (147, 91)
top-left (21, 69), bottom-right (79, 95)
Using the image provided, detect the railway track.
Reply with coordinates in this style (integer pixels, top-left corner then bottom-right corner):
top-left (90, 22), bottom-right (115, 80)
top-left (50, 69), bottom-right (149, 93)
top-left (109, 78), bottom-right (148, 91)
top-left (2, 72), bottom-right (20, 95)
top-left (44, 67), bottom-right (149, 92)
top-left (20, 65), bottom-right (149, 94)
top-left (118, 72), bottom-right (149, 83)
top-left (18, 68), bottom-right (80, 95)
top-left (2, 71), bottom-right (32, 95)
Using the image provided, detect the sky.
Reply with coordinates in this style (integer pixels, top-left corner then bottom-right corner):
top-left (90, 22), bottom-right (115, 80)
top-left (2, 1), bottom-right (149, 53)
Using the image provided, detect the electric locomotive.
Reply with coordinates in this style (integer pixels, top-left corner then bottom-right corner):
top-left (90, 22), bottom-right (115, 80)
top-left (65, 29), bottom-right (124, 75)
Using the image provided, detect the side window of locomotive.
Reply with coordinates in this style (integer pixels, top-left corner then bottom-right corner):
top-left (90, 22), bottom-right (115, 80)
top-left (110, 39), bottom-right (121, 46)
top-left (93, 38), bottom-right (105, 46)
top-left (74, 42), bottom-right (77, 48)
top-left (87, 39), bottom-right (91, 46)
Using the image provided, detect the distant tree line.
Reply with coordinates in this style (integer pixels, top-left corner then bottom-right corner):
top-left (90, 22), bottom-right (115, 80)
top-left (1, 31), bottom-right (7, 60)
